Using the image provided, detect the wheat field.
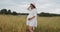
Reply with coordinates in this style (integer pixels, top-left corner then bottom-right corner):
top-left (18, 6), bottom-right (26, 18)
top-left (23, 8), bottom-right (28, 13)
top-left (0, 15), bottom-right (60, 32)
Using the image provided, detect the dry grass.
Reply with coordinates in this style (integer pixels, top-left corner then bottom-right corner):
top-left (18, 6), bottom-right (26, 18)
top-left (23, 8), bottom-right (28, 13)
top-left (0, 15), bottom-right (60, 32)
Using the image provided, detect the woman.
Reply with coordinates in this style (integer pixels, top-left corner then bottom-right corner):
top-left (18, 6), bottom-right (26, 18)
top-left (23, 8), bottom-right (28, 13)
top-left (26, 3), bottom-right (37, 32)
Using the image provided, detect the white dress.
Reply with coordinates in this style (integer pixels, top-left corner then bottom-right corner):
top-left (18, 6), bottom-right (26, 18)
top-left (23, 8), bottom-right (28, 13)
top-left (26, 9), bottom-right (37, 27)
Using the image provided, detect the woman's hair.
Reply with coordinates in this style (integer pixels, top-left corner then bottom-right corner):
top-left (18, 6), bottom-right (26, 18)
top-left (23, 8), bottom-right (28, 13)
top-left (27, 3), bottom-right (36, 10)
top-left (30, 3), bottom-right (36, 8)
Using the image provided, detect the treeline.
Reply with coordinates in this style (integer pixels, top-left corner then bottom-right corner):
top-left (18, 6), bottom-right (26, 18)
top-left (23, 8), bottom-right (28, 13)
top-left (0, 9), bottom-right (29, 15)
top-left (0, 9), bottom-right (60, 17)
top-left (0, 9), bottom-right (18, 15)
top-left (38, 12), bottom-right (60, 17)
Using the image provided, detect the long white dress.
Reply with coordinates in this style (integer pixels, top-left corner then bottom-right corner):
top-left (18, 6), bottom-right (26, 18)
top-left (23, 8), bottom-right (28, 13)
top-left (26, 9), bottom-right (37, 27)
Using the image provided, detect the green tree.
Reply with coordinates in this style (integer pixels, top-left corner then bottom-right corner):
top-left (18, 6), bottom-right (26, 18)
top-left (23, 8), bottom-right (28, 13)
top-left (7, 9), bottom-right (11, 14)
top-left (0, 9), bottom-right (7, 14)
top-left (12, 11), bottom-right (17, 15)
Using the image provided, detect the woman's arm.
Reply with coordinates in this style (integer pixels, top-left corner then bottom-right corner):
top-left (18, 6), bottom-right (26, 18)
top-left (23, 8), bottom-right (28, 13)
top-left (28, 16), bottom-right (35, 21)
top-left (27, 5), bottom-right (31, 10)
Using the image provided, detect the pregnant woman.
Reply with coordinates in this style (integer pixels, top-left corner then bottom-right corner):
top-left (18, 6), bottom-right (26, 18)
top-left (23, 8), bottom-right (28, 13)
top-left (26, 3), bottom-right (37, 32)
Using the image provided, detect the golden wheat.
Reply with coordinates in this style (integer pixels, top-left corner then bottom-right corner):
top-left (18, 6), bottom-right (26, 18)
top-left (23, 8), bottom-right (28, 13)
top-left (0, 15), bottom-right (60, 32)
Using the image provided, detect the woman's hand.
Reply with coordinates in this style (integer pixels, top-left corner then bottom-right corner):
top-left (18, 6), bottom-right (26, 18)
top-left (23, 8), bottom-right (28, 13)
top-left (28, 18), bottom-right (33, 21)
top-left (28, 18), bottom-right (31, 21)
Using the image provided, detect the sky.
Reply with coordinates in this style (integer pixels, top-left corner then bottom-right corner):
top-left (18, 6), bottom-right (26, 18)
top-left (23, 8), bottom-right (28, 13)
top-left (0, 0), bottom-right (60, 14)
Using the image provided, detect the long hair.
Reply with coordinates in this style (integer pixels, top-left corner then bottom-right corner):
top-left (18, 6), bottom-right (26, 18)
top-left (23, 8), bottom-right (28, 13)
top-left (30, 3), bottom-right (36, 8)
top-left (27, 3), bottom-right (36, 10)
